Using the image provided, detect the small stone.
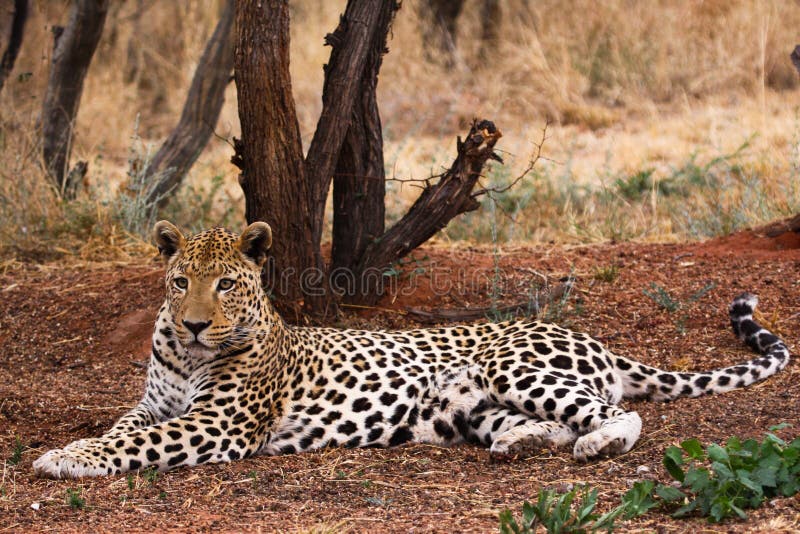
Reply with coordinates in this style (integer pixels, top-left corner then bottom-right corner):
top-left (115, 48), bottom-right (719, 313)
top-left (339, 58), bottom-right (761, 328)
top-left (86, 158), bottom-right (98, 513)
top-left (636, 465), bottom-right (650, 475)
top-left (31, 502), bottom-right (40, 511)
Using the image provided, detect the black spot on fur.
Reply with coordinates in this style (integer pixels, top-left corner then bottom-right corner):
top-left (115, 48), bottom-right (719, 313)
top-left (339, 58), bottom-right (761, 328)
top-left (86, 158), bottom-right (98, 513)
top-left (352, 398), bottom-right (372, 412)
top-left (337, 420), bottom-right (358, 435)
top-left (433, 419), bottom-right (455, 440)
top-left (695, 376), bottom-right (711, 389)
top-left (389, 427), bottom-right (413, 446)
top-left (550, 355), bottom-right (571, 369)
top-left (379, 392), bottom-right (398, 406)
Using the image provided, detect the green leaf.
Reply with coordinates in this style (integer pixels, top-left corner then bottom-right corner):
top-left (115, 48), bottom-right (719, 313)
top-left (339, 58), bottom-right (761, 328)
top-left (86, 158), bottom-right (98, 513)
top-left (711, 461), bottom-right (734, 481)
top-left (706, 443), bottom-right (729, 463)
top-left (498, 509), bottom-right (521, 534)
top-left (684, 467), bottom-right (711, 492)
top-left (729, 502), bottom-right (748, 520)
top-left (710, 501), bottom-right (728, 523)
top-left (521, 501), bottom-right (535, 526)
top-left (621, 481), bottom-right (659, 519)
top-left (574, 487), bottom-right (599, 524)
top-left (764, 432), bottom-right (786, 447)
top-left (593, 504), bottom-right (625, 531)
top-left (750, 464), bottom-right (778, 490)
top-left (734, 470), bottom-right (762, 493)
top-left (768, 422), bottom-right (791, 432)
top-left (655, 484), bottom-right (685, 503)
top-left (664, 446), bottom-right (686, 482)
top-left (680, 439), bottom-right (705, 460)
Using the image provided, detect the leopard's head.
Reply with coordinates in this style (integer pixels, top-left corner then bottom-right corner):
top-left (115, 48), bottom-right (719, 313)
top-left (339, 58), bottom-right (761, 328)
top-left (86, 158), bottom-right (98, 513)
top-left (153, 220), bottom-right (273, 358)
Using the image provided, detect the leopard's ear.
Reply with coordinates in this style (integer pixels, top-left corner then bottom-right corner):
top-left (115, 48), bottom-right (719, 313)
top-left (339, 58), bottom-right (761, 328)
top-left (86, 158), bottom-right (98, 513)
top-left (153, 220), bottom-right (186, 264)
top-left (237, 222), bottom-right (272, 267)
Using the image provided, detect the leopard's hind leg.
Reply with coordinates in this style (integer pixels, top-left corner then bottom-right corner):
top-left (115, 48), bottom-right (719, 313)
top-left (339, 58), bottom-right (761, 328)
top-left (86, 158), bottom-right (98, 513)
top-left (463, 404), bottom-right (577, 457)
top-left (487, 371), bottom-right (642, 460)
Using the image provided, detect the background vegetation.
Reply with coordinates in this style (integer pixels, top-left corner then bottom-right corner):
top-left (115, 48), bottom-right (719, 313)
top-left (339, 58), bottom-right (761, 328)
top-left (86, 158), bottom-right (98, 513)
top-left (2, 0), bottom-right (800, 261)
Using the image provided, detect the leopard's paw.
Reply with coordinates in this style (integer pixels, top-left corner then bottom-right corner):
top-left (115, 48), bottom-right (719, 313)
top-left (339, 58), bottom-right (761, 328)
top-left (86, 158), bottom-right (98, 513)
top-left (33, 448), bottom-right (108, 479)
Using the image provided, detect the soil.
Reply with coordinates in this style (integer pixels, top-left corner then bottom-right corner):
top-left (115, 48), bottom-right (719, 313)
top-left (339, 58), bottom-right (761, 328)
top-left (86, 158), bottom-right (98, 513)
top-left (1, 229), bottom-right (799, 532)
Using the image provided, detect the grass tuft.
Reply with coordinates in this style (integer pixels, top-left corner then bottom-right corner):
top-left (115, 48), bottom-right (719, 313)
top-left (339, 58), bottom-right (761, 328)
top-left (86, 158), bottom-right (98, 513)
top-left (65, 488), bottom-right (86, 510)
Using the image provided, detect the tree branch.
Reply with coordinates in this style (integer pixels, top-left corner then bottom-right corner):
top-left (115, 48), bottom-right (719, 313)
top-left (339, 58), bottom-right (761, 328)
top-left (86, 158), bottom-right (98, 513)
top-left (41, 0), bottom-right (109, 199)
top-left (304, 0), bottom-right (396, 253)
top-left (330, 1), bottom-right (398, 281)
top-left (353, 119), bottom-right (503, 304)
top-left (143, 0), bottom-right (235, 208)
top-left (0, 0), bottom-right (28, 94)
top-left (472, 121), bottom-right (549, 197)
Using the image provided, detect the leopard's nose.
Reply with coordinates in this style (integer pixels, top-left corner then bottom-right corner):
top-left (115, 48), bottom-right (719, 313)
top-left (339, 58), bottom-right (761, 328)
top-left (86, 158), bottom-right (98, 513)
top-left (183, 320), bottom-right (211, 337)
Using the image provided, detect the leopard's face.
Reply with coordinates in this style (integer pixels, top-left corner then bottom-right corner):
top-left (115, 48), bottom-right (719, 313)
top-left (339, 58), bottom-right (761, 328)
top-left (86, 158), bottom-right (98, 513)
top-left (153, 221), bottom-right (272, 359)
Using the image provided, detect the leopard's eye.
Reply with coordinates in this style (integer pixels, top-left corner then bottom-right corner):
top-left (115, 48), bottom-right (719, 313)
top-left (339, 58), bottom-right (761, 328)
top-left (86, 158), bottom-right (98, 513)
top-left (173, 277), bottom-right (188, 290)
top-left (217, 278), bottom-right (235, 291)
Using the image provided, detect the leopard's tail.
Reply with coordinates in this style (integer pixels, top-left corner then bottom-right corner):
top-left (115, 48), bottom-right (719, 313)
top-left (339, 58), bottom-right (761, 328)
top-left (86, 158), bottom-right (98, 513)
top-left (615, 293), bottom-right (790, 401)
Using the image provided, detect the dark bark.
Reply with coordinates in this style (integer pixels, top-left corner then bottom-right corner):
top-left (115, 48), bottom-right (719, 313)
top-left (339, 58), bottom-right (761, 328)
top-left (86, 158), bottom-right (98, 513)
top-left (305, 0), bottom-right (396, 259)
top-left (144, 0), bottom-right (235, 208)
top-left (234, 0), bottom-right (398, 315)
top-left (419, 0), bottom-right (464, 66)
top-left (233, 0), bottom-right (316, 308)
top-left (353, 120), bottom-right (503, 304)
top-left (41, 0), bottom-right (109, 199)
top-left (0, 0), bottom-right (28, 94)
top-left (330, 2), bottom-right (398, 291)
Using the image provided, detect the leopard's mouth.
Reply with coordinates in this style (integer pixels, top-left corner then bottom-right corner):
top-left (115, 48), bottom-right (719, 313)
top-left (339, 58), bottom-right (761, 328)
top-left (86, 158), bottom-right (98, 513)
top-left (184, 341), bottom-right (218, 359)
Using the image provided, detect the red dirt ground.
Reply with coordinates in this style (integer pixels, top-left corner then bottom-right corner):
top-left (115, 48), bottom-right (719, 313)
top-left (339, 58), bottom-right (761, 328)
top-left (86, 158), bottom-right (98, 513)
top-left (1, 229), bottom-right (799, 532)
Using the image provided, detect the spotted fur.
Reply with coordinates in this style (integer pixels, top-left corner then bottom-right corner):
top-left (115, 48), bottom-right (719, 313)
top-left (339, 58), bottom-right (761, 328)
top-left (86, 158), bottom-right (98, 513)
top-left (33, 223), bottom-right (791, 478)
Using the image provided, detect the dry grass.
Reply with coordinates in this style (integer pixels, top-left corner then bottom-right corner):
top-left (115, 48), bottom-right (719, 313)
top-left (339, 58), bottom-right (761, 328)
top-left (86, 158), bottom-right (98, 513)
top-left (2, 0), bottom-right (800, 261)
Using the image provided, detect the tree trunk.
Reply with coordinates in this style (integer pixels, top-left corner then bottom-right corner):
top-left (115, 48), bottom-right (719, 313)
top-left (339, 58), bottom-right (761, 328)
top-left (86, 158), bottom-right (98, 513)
top-left (233, 0), bottom-right (316, 310)
top-left (41, 0), bottom-right (109, 200)
top-left (330, 2), bottom-right (398, 297)
top-left (144, 0), bottom-right (235, 209)
top-left (234, 0), bottom-right (399, 315)
top-left (234, 0), bottom-right (507, 314)
top-left (0, 0), bottom-right (27, 94)
top-left (353, 120), bottom-right (503, 305)
top-left (304, 0), bottom-right (396, 262)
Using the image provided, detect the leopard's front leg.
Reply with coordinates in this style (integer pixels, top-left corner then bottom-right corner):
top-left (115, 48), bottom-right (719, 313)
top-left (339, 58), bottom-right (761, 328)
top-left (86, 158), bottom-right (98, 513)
top-left (33, 410), bottom-right (265, 478)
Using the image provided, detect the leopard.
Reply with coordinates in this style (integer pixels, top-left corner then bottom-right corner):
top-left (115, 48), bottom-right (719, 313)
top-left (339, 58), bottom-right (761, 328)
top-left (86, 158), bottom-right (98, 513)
top-left (33, 221), bottom-right (791, 478)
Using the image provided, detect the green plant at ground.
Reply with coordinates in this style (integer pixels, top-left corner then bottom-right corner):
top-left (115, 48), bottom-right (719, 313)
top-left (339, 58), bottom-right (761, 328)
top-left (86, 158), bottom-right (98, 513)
top-left (499, 428), bottom-right (800, 531)
top-left (142, 466), bottom-right (159, 485)
top-left (66, 488), bottom-right (86, 510)
top-left (642, 282), bottom-right (715, 332)
top-left (499, 485), bottom-right (624, 534)
top-left (8, 436), bottom-right (25, 466)
top-left (661, 428), bottom-right (800, 522)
